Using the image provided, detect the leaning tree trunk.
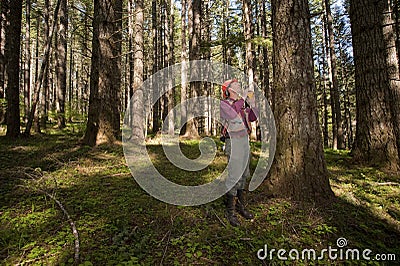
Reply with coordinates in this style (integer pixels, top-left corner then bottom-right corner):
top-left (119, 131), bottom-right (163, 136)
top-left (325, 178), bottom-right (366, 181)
top-left (24, 0), bottom-right (61, 136)
top-left (5, 0), bottom-right (22, 138)
top-left (350, 0), bottom-right (400, 171)
top-left (267, 0), bottom-right (334, 201)
top-left (39, 0), bottom-right (51, 130)
top-left (83, 0), bottom-right (122, 146)
top-left (55, 0), bottom-right (67, 129)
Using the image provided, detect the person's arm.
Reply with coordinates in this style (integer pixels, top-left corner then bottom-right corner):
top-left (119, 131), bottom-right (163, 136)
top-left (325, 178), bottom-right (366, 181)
top-left (220, 99), bottom-right (244, 120)
top-left (247, 106), bottom-right (259, 122)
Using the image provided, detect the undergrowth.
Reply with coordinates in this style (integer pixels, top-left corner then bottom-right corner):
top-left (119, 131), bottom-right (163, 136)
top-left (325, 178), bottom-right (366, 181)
top-left (1, 126), bottom-right (399, 265)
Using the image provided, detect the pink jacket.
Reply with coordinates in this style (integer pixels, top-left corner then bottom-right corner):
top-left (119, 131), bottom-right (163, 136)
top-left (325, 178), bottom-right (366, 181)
top-left (220, 98), bottom-right (258, 138)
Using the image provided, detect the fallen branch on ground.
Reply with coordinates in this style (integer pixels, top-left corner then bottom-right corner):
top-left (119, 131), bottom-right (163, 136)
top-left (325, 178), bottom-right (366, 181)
top-left (17, 171), bottom-right (80, 265)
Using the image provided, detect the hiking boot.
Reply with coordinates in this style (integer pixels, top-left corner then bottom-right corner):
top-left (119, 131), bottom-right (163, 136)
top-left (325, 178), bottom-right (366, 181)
top-left (236, 189), bottom-right (254, 220)
top-left (225, 194), bottom-right (240, 227)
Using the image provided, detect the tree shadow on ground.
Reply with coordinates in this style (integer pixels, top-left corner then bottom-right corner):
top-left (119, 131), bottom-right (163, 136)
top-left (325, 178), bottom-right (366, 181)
top-left (1, 135), bottom-right (400, 265)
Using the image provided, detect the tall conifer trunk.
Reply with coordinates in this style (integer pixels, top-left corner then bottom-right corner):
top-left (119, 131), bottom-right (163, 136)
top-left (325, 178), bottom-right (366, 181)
top-left (83, 0), bottom-right (122, 146)
top-left (267, 0), bottom-right (334, 201)
top-left (5, 0), bottom-right (22, 138)
top-left (350, 0), bottom-right (400, 170)
top-left (56, 0), bottom-right (67, 129)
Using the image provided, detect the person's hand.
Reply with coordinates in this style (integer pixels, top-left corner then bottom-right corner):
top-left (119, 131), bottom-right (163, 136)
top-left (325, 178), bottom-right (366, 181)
top-left (247, 91), bottom-right (256, 107)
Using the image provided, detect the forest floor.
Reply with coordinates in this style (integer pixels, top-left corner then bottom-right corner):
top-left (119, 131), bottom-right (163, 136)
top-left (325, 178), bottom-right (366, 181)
top-left (1, 124), bottom-right (400, 265)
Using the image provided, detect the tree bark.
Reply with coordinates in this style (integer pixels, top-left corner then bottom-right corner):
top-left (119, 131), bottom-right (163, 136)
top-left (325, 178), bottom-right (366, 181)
top-left (5, 0), bottom-right (22, 138)
top-left (39, 0), bottom-right (51, 130)
top-left (243, 0), bottom-right (255, 92)
top-left (338, 40), bottom-right (353, 149)
top-left (243, 0), bottom-right (257, 140)
top-left (167, 0), bottom-right (175, 135)
top-left (204, 0), bottom-right (212, 135)
top-left (23, 0), bottom-right (31, 123)
top-left (128, 0), bottom-right (134, 107)
top-left (267, 0), bottom-right (334, 201)
top-left (0, 1), bottom-right (6, 100)
top-left (180, 0), bottom-right (188, 134)
top-left (325, 0), bottom-right (344, 150)
top-left (68, 39), bottom-right (73, 122)
top-left (260, 0), bottom-right (270, 104)
top-left (184, 0), bottom-right (201, 138)
top-left (152, 0), bottom-right (160, 133)
top-left (56, 0), bottom-right (67, 129)
top-left (350, 0), bottom-right (400, 171)
top-left (83, 0), bottom-right (122, 146)
top-left (222, 0), bottom-right (232, 70)
top-left (25, 0), bottom-right (61, 135)
top-left (320, 17), bottom-right (330, 148)
top-left (131, 0), bottom-right (144, 141)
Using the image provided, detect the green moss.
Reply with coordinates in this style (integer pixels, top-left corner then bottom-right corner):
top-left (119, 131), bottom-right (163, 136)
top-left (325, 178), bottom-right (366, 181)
top-left (0, 131), bottom-right (399, 265)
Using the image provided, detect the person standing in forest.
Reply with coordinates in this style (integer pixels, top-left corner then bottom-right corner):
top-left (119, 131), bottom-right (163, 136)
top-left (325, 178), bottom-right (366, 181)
top-left (220, 79), bottom-right (258, 226)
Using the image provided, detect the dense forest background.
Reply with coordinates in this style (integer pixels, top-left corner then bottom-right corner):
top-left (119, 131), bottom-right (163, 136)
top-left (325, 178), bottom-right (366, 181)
top-left (0, 0), bottom-right (358, 147)
top-left (1, 0), bottom-right (400, 264)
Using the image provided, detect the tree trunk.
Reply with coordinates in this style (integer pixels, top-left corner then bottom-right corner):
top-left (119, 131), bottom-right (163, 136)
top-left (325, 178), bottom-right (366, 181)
top-left (0, 2), bottom-right (6, 125)
top-left (318, 60), bottom-right (329, 148)
top-left (24, 0), bottom-right (61, 136)
top-left (67, 39), bottom-right (72, 122)
top-left (394, 0), bottom-right (400, 71)
top-left (267, 0), bottom-right (334, 201)
top-left (180, 0), bottom-right (187, 134)
top-left (128, 0), bottom-right (134, 112)
top-left (204, 0), bottom-right (212, 135)
top-left (167, 0), bottom-right (175, 135)
top-left (322, 75), bottom-right (329, 148)
top-left (152, 0), bottom-right (160, 133)
top-left (243, 0), bottom-right (255, 92)
top-left (260, 0), bottom-right (270, 104)
top-left (83, 0), bottom-right (122, 146)
top-left (5, 0), bottom-right (22, 138)
top-left (243, 0), bottom-right (257, 140)
top-left (0, 1), bottom-right (7, 100)
top-left (325, 0), bottom-right (343, 149)
top-left (184, 0), bottom-right (200, 138)
top-left (24, 0), bottom-right (31, 123)
top-left (56, 0), bottom-right (67, 129)
top-left (39, 0), bottom-right (51, 130)
top-left (222, 0), bottom-right (232, 70)
top-left (320, 19), bottom-right (330, 148)
top-left (33, 15), bottom-right (40, 132)
top-left (34, 15), bottom-right (39, 84)
top-left (131, 0), bottom-right (144, 141)
top-left (350, 0), bottom-right (400, 171)
top-left (338, 41), bottom-right (353, 149)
